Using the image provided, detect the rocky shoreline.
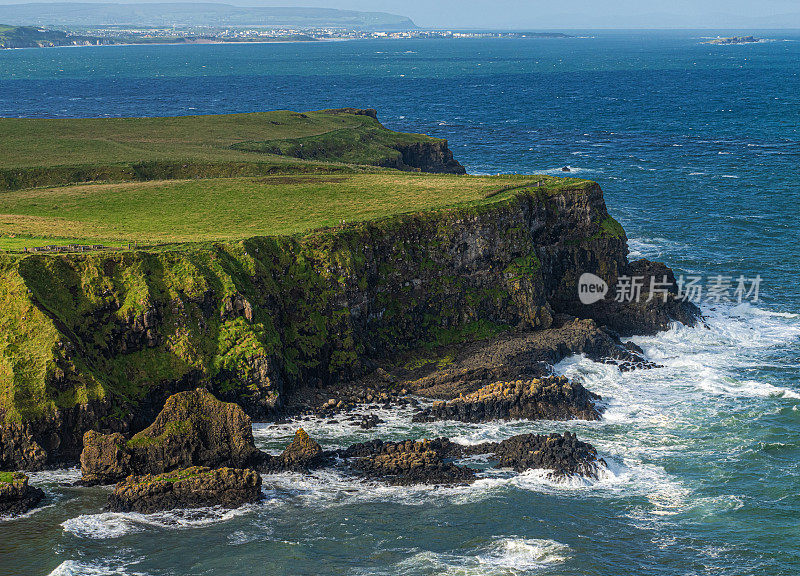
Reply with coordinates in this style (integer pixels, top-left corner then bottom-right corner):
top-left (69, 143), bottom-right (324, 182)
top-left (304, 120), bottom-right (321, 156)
top-left (75, 387), bottom-right (612, 511)
top-left (0, 172), bottom-right (699, 474)
top-left (0, 277), bottom-right (698, 515)
top-left (0, 160), bottom-right (701, 517)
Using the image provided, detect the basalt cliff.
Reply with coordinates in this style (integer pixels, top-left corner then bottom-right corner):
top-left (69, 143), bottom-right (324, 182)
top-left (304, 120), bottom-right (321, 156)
top-left (0, 177), bottom-right (697, 470)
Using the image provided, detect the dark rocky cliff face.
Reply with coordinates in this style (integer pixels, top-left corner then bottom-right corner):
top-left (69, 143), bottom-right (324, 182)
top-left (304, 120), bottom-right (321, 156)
top-left (0, 181), bottom-right (697, 469)
top-left (388, 140), bottom-right (466, 174)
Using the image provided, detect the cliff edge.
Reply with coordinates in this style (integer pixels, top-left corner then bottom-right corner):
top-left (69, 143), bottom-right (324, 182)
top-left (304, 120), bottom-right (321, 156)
top-left (0, 178), bottom-right (697, 469)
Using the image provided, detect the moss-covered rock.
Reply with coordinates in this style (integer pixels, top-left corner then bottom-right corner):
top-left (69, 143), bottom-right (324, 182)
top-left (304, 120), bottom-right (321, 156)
top-left (80, 389), bottom-right (259, 484)
top-left (0, 471), bottom-right (44, 516)
top-left (262, 428), bottom-right (323, 472)
top-left (107, 466), bottom-right (262, 513)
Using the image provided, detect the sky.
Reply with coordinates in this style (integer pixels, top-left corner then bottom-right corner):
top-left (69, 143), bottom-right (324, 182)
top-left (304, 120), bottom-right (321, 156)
top-left (1, 0), bottom-right (798, 29)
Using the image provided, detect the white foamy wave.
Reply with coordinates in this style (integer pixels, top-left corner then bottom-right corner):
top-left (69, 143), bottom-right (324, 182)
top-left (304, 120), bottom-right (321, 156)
top-left (47, 558), bottom-right (147, 576)
top-left (558, 302), bottom-right (800, 420)
top-left (61, 503), bottom-right (258, 539)
top-left (263, 467), bottom-right (489, 508)
top-left (626, 237), bottom-right (667, 259)
top-left (385, 537), bottom-right (570, 575)
top-left (228, 522), bottom-right (274, 545)
top-left (27, 467), bottom-right (81, 485)
top-left (510, 458), bottom-right (629, 491)
top-left (0, 501), bottom-right (58, 522)
top-left (537, 165), bottom-right (597, 175)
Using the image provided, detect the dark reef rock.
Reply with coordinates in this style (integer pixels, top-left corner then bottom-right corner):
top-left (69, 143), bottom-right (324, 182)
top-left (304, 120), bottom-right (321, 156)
top-left (406, 317), bottom-right (656, 402)
top-left (335, 433), bottom-right (604, 484)
top-left (261, 428), bottom-right (324, 472)
top-left (412, 376), bottom-right (602, 424)
top-left (493, 432), bottom-right (605, 479)
top-left (341, 438), bottom-right (475, 485)
top-left (81, 389), bottom-right (260, 485)
top-left (107, 466), bottom-right (262, 513)
top-left (0, 472), bottom-right (45, 516)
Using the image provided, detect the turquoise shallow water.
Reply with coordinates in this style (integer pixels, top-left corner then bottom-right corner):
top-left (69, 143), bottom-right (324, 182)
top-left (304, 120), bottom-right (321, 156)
top-left (0, 31), bottom-right (798, 576)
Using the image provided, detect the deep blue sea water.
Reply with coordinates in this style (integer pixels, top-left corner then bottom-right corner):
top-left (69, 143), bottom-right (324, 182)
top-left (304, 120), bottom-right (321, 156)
top-left (0, 31), bottom-right (799, 576)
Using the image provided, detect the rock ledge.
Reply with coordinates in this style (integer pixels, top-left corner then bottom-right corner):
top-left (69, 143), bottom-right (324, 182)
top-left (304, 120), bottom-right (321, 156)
top-left (107, 466), bottom-right (262, 513)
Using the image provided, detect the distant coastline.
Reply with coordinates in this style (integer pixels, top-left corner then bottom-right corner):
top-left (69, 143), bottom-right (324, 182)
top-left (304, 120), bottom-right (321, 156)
top-left (0, 24), bottom-right (574, 50)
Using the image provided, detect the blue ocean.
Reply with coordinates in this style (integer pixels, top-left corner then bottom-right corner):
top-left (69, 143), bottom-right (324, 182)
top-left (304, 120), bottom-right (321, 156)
top-left (1, 31), bottom-right (798, 576)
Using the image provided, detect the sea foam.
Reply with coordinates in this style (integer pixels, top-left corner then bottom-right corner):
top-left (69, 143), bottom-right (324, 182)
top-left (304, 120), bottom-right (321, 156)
top-left (61, 503), bottom-right (259, 540)
top-left (383, 537), bottom-right (570, 576)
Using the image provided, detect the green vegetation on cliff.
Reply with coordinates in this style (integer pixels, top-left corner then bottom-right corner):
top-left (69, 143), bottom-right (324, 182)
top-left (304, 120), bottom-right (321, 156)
top-left (0, 24), bottom-right (84, 48)
top-left (0, 177), bottom-right (603, 429)
top-left (0, 108), bottom-right (624, 471)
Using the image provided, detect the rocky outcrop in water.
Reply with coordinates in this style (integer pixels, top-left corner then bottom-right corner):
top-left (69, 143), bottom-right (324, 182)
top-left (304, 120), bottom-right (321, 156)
top-left (80, 431), bottom-right (132, 485)
top-left (340, 438), bottom-right (475, 485)
top-left (80, 389), bottom-right (260, 485)
top-left (107, 466), bottom-right (262, 513)
top-left (412, 376), bottom-right (601, 423)
top-left (333, 433), bottom-right (605, 485)
top-left (556, 259), bottom-right (701, 337)
top-left (260, 428), bottom-right (324, 472)
top-left (0, 472), bottom-right (44, 516)
top-left (493, 432), bottom-right (605, 479)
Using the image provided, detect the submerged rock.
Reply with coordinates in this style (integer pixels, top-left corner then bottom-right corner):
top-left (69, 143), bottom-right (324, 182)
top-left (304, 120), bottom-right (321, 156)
top-left (0, 472), bottom-right (44, 516)
top-left (412, 376), bottom-right (601, 423)
top-left (81, 389), bottom-right (260, 485)
top-left (493, 432), bottom-right (605, 479)
top-left (107, 466), bottom-right (262, 513)
top-left (341, 438), bottom-right (474, 485)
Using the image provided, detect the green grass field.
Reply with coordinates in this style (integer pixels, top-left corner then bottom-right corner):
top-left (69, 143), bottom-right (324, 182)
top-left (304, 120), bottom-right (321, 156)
top-left (0, 109), bottom-right (402, 168)
top-left (0, 108), bottom-right (441, 192)
top-left (0, 173), bottom-right (580, 248)
top-left (0, 108), bottom-right (592, 250)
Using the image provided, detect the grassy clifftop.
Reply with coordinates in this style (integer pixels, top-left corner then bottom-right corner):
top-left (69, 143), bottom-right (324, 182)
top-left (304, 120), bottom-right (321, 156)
top-left (0, 108), bottom-right (461, 193)
top-left (0, 173), bottom-right (590, 249)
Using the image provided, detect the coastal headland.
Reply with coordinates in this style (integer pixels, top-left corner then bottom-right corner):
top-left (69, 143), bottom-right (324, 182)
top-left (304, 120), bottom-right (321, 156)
top-left (0, 108), bottom-right (698, 511)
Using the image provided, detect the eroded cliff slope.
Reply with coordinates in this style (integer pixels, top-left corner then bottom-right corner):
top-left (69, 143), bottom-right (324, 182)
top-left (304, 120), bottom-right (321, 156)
top-left (0, 179), bottom-right (696, 469)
